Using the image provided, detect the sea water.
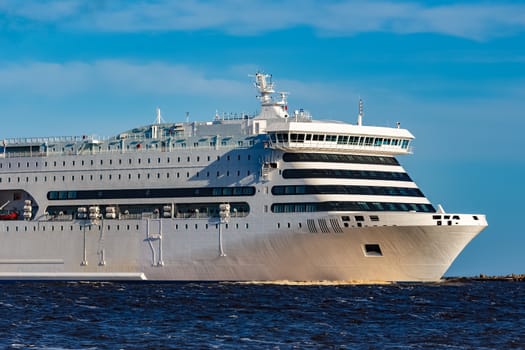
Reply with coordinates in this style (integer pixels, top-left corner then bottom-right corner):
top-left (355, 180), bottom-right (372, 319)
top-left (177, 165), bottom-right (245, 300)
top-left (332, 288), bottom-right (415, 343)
top-left (0, 281), bottom-right (523, 349)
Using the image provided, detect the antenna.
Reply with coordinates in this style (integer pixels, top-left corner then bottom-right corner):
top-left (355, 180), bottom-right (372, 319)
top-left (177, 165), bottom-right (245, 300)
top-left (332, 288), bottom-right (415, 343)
top-left (357, 98), bottom-right (363, 126)
top-left (155, 107), bottom-right (165, 124)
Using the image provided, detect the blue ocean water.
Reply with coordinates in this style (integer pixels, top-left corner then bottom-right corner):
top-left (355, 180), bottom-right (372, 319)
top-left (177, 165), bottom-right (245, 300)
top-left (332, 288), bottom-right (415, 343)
top-left (0, 281), bottom-right (523, 349)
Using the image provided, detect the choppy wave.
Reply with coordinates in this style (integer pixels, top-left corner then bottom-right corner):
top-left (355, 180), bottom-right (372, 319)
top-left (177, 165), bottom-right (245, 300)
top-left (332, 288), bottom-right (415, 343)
top-left (0, 281), bottom-right (523, 349)
top-left (233, 279), bottom-right (393, 285)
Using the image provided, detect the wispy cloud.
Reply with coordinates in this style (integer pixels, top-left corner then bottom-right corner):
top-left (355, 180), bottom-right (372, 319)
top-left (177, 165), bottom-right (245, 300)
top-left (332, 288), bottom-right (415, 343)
top-left (0, 0), bottom-right (524, 40)
top-left (0, 59), bottom-right (522, 106)
top-left (0, 60), bottom-right (248, 97)
top-left (0, 59), bottom-right (368, 121)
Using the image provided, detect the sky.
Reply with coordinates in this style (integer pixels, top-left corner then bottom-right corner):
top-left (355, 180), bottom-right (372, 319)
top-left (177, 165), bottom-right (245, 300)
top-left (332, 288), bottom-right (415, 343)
top-left (0, 0), bottom-right (523, 277)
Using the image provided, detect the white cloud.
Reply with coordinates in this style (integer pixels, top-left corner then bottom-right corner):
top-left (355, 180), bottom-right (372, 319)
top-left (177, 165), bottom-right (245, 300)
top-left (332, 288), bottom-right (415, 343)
top-left (0, 60), bottom-right (365, 107)
top-left (0, 60), bottom-right (249, 97)
top-left (0, 0), bottom-right (524, 40)
top-left (0, 0), bottom-right (79, 21)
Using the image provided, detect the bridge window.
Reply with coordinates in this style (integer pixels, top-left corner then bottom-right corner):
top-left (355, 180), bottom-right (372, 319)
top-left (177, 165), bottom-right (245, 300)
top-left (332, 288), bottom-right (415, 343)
top-left (337, 135), bottom-right (349, 144)
top-left (290, 133), bottom-right (305, 143)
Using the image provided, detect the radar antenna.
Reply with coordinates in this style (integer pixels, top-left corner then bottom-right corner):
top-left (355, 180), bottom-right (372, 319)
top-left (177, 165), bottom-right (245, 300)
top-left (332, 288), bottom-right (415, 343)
top-left (250, 72), bottom-right (290, 119)
top-left (252, 72), bottom-right (274, 105)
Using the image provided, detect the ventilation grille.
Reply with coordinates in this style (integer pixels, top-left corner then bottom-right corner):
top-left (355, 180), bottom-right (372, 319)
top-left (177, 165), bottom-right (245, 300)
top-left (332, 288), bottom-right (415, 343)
top-left (330, 218), bottom-right (344, 233)
top-left (307, 219), bottom-right (317, 233)
top-left (318, 219), bottom-right (330, 233)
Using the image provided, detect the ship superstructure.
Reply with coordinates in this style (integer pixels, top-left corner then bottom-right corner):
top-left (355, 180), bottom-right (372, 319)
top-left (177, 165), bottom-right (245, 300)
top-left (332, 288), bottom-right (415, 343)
top-left (0, 73), bottom-right (487, 281)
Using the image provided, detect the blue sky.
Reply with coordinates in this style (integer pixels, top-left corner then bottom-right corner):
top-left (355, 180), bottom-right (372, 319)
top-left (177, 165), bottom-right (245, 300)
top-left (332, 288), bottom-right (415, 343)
top-left (0, 0), bottom-right (523, 276)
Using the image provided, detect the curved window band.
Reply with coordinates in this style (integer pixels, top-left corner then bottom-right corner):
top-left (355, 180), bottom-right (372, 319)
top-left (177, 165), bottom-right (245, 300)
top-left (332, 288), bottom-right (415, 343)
top-left (282, 169), bottom-right (411, 181)
top-left (282, 153), bottom-right (399, 166)
top-left (272, 185), bottom-right (424, 197)
top-left (271, 201), bottom-right (435, 213)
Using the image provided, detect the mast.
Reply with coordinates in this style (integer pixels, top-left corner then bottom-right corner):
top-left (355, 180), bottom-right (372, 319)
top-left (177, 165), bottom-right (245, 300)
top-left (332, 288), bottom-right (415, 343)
top-left (253, 72), bottom-right (289, 119)
top-left (155, 107), bottom-right (163, 125)
top-left (254, 72), bottom-right (275, 106)
top-left (357, 98), bottom-right (363, 126)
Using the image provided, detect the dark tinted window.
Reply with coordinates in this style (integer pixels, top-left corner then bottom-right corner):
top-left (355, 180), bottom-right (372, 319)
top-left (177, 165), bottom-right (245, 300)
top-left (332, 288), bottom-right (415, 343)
top-left (48, 186), bottom-right (256, 200)
top-left (271, 201), bottom-right (435, 213)
top-left (283, 153), bottom-right (399, 165)
top-left (282, 169), bottom-right (411, 181)
top-left (272, 185), bottom-right (423, 197)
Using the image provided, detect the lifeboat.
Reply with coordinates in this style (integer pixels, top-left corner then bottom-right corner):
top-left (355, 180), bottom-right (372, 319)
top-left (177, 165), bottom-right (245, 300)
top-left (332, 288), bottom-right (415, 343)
top-left (0, 210), bottom-right (19, 220)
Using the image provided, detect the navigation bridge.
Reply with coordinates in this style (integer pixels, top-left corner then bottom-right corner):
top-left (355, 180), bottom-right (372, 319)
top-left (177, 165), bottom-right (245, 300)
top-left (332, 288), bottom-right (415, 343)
top-left (265, 121), bottom-right (413, 155)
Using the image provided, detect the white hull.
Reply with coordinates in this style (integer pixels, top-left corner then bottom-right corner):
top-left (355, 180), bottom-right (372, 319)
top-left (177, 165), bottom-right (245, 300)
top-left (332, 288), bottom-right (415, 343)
top-left (0, 72), bottom-right (488, 282)
top-left (0, 212), bottom-right (486, 282)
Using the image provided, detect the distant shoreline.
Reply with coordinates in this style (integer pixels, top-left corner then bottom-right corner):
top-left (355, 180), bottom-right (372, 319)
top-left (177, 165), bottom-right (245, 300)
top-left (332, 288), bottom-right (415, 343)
top-left (445, 274), bottom-right (525, 282)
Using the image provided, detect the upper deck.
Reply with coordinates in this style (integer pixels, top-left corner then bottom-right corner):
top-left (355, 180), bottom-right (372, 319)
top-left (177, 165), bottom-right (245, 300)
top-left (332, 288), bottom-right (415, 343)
top-left (0, 72), bottom-right (416, 159)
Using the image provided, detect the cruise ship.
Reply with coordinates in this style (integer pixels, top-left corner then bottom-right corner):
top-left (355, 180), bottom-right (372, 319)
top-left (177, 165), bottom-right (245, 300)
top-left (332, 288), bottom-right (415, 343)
top-left (0, 73), bottom-right (487, 282)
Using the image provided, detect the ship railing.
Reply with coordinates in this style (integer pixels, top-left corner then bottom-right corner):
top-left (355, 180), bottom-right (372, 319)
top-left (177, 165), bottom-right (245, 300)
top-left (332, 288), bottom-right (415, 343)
top-left (71, 141), bottom-right (253, 153)
top-left (2, 135), bottom-right (110, 145)
top-left (0, 139), bottom-right (255, 158)
top-left (43, 213), bottom-right (74, 221)
top-left (176, 212), bottom-right (249, 219)
top-left (215, 112), bottom-right (254, 121)
top-left (0, 151), bottom-right (49, 158)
